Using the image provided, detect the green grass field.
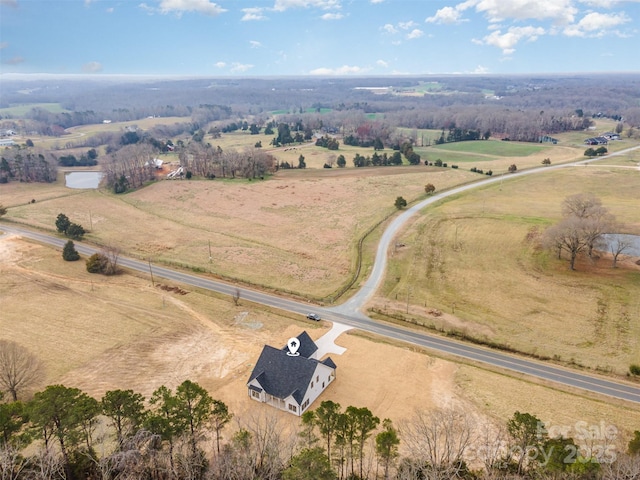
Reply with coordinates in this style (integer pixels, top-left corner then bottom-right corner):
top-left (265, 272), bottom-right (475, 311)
top-left (431, 140), bottom-right (547, 156)
top-left (0, 103), bottom-right (69, 116)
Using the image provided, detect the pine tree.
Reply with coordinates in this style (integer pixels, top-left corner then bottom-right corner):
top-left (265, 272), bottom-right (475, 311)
top-left (62, 240), bottom-right (80, 261)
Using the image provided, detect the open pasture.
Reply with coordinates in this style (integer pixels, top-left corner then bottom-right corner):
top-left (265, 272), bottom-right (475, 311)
top-left (0, 102), bottom-right (69, 116)
top-left (430, 139), bottom-right (546, 157)
top-left (3, 166), bottom-right (477, 300)
top-left (2, 233), bottom-right (639, 438)
top-left (376, 165), bottom-right (640, 374)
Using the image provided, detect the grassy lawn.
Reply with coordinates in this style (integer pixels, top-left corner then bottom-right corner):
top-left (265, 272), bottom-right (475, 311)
top-left (430, 139), bottom-right (548, 157)
top-left (376, 165), bottom-right (640, 375)
top-left (0, 103), bottom-right (69, 116)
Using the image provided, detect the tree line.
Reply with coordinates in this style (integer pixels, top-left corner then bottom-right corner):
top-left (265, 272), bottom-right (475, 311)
top-left (2, 381), bottom-right (639, 480)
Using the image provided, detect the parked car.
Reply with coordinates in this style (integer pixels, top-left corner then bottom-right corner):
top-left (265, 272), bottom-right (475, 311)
top-left (306, 313), bottom-right (321, 321)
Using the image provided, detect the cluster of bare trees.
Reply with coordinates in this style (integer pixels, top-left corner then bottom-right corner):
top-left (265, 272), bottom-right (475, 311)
top-left (101, 144), bottom-right (158, 192)
top-left (543, 193), bottom-right (630, 270)
top-left (178, 143), bottom-right (276, 179)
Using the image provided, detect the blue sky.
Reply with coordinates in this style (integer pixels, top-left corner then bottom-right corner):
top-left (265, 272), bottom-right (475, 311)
top-left (1, 0), bottom-right (639, 76)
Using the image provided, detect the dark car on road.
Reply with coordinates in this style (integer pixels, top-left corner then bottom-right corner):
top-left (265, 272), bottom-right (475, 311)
top-left (306, 313), bottom-right (321, 321)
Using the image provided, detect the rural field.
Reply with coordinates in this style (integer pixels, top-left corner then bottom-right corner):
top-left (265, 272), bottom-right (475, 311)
top-left (375, 164), bottom-right (640, 375)
top-left (2, 112), bottom-right (640, 462)
top-left (1, 233), bottom-right (639, 448)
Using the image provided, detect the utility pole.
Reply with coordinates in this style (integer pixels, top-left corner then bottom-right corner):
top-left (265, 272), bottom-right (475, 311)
top-left (148, 259), bottom-right (155, 287)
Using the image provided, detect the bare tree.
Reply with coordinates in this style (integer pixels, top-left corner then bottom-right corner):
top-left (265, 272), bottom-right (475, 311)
top-left (101, 245), bottom-right (121, 275)
top-left (601, 452), bottom-right (640, 480)
top-left (0, 340), bottom-right (44, 401)
top-left (608, 234), bottom-right (632, 268)
top-left (399, 407), bottom-right (475, 480)
top-left (543, 217), bottom-right (590, 270)
top-left (232, 288), bottom-right (241, 307)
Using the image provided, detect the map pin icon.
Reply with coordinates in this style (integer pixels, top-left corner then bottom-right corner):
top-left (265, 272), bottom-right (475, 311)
top-left (287, 337), bottom-right (300, 356)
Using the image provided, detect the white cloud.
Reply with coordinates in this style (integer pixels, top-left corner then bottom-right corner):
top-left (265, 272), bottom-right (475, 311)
top-left (106, 7), bottom-right (114, 13)
top-left (376, 59), bottom-right (389, 67)
top-left (241, 7), bottom-right (267, 21)
top-left (156, 0), bottom-right (226, 16)
top-left (309, 65), bottom-right (368, 75)
top-left (370, 0), bottom-right (384, 3)
top-left (381, 23), bottom-right (398, 34)
top-left (214, 61), bottom-right (226, 68)
top-left (273, 0), bottom-right (341, 12)
top-left (478, 25), bottom-right (545, 54)
top-left (472, 65), bottom-right (489, 74)
top-left (563, 12), bottom-right (630, 37)
top-left (249, 40), bottom-right (262, 48)
top-left (406, 29), bottom-right (424, 39)
top-left (321, 12), bottom-right (343, 20)
top-left (0, 42), bottom-right (8, 50)
top-left (0, 0), bottom-right (18, 7)
top-left (472, 0), bottom-right (577, 25)
top-left (398, 20), bottom-right (418, 30)
top-left (426, 6), bottom-right (465, 24)
top-left (230, 62), bottom-right (254, 73)
top-left (82, 61), bottom-right (103, 73)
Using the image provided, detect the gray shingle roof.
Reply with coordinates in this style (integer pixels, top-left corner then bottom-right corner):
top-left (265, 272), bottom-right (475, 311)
top-left (279, 330), bottom-right (317, 358)
top-left (248, 331), bottom-right (335, 406)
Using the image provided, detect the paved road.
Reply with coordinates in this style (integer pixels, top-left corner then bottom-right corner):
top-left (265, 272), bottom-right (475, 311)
top-left (2, 145), bottom-right (640, 403)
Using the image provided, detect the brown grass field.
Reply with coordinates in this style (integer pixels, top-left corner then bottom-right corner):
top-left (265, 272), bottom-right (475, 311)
top-left (2, 118), bottom-right (640, 449)
top-left (1, 234), bottom-right (639, 446)
top-left (375, 165), bottom-right (640, 375)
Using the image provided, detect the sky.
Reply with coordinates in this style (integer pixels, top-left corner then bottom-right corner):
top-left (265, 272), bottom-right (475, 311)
top-left (1, 0), bottom-right (639, 77)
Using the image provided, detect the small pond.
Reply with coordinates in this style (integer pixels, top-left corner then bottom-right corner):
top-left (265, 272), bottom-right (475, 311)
top-left (601, 233), bottom-right (640, 257)
top-left (65, 171), bottom-right (103, 189)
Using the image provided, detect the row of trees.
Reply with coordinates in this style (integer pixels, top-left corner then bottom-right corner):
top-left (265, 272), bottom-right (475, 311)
top-left (0, 148), bottom-right (58, 184)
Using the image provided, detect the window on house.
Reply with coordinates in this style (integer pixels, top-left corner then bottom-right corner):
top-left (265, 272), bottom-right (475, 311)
top-left (322, 382), bottom-right (325, 388)
top-left (311, 381), bottom-right (314, 389)
top-left (288, 404), bottom-right (297, 413)
top-left (251, 390), bottom-right (260, 398)
top-left (316, 375), bottom-right (319, 382)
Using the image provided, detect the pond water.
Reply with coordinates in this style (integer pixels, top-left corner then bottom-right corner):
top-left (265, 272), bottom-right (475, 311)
top-left (601, 233), bottom-right (640, 257)
top-left (65, 171), bottom-right (103, 189)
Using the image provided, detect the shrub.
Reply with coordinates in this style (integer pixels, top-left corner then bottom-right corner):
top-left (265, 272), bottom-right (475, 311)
top-left (630, 364), bottom-right (640, 376)
top-left (62, 240), bottom-right (80, 261)
top-left (86, 253), bottom-right (108, 274)
top-left (451, 165), bottom-right (459, 169)
top-left (56, 213), bottom-right (71, 234)
top-left (394, 196), bottom-right (407, 209)
top-left (66, 223), bottom-right (86, 240)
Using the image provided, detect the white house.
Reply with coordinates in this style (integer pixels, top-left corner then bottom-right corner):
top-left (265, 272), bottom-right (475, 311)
top-left (247, 331), bottom-right (337, 416)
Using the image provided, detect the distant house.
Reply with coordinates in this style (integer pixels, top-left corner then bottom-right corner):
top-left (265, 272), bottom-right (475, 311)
top-left (0, 129), bottom-right (16, 137)
top-left (539, 135), bottom-right (558, 144)
top-left (0, 139), bottom-right (16, 147)
top-left (584, 136), bottom-right (608, 145)
top-left (247, 331), bottom-right (337, 416)
top-left (145, 158), bottom-right (163, 169)
top-left (602, 132), bottom-right (620, 141)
